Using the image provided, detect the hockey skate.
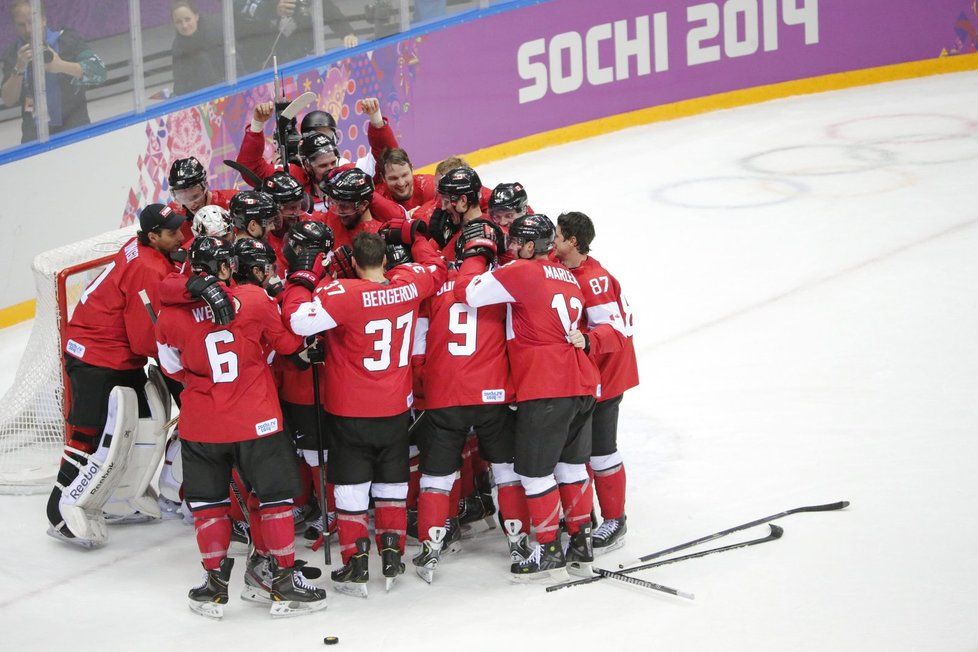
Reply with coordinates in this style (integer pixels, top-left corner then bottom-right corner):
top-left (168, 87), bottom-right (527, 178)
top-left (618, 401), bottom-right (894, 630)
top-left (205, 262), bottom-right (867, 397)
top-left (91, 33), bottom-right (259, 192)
top-left (303, 511), bottom-right (336, 549)
top-left (592, 516), bottom-right (627, 556)
top-left (510, 537), bottom-right (568, 583)
top-left (188, 558), bottom-right (233, 620)
top-left (459, 492), bottom-right (497, 539)
top-left (503, 519), bottom-right (533, 564)
top-left (331, 537), bottom-right (370, 599)
top-left (564, 525), bottom-right (594, 578)
top-left (411, 526), bottom-right (447, 584)
top-left (380, 532), bottom-right (405, 592)
top-left (268, 559), bottom-right (328, 618)
top-left (228, 519), bottom-right (251, 556)
top-left (443, 516), bottom-right (463, 554)
top-left (406, 507), bottom-right (419, 542)
top-left (243, 553), bottom-right (323, 605)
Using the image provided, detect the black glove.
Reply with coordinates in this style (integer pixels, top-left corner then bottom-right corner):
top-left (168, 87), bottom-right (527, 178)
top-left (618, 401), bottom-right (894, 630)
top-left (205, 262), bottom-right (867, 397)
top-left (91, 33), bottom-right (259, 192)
top-left (170, 248), bottom-right (187, 264)
top-left (186, 275), bottom-right (235, 325)
top-left (266, 276), bottom-right (284, 298)
top-left (428, 208), bottom-right (458, 248)
top-left (286, 251), bottom-right (326, 291)
top-left (456, 219), bottom-right (503, 264)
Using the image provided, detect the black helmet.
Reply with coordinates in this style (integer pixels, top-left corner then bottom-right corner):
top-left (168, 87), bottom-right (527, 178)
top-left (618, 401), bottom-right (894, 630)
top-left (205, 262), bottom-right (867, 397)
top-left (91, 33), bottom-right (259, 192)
top-left (189, 236), bottom-right (234, 276)
top-left (229, 191), bottom-right (277, 230)
top-left (322, 167), bottom-right (374, 203)
top-left (232, 238), bottom-right (276, 283)
top-left (508, 213), bottom-right (555, 254)
top-left (384, 242), bottom-right (412, 271)
top-left (261, 171), bottom-right (305, 205)
top-left (437, 167), bottom-right (482, 203)
top-left (488, 182), bottom-right (528, 214)
top-left (168, 157), bottom-right (207, 190)
top-left (299, 131), bottom-right (339, 162)
top-left (300, 110), bottom-right (337, 135)
top-left (283, 220), bottom-right (334, 270)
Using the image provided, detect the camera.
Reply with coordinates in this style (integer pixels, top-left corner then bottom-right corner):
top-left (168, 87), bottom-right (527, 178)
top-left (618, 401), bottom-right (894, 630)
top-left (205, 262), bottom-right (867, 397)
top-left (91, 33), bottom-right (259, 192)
top-left (42, 47), bottom-right (54, 64)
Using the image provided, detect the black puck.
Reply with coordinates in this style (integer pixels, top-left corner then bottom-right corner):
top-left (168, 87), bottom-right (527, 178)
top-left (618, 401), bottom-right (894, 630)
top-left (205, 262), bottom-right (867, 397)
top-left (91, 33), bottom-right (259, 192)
top-left (323, 636), bottom-right (339, 645)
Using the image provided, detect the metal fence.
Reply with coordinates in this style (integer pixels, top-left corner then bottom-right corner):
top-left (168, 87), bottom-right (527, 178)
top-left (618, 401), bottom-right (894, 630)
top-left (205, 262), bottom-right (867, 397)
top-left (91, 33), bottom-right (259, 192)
top-left (0, 0), bottom-right (495, 151)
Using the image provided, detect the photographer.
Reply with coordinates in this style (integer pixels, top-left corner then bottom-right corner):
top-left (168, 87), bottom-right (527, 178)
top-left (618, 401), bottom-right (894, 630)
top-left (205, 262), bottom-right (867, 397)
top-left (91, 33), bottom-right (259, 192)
top-left (1, 0), bottom-right (106, 143)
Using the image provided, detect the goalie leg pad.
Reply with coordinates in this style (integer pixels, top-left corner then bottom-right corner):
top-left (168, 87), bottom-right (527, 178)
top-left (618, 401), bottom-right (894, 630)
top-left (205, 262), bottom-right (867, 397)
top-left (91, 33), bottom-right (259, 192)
top-left (104, 366), bottom-right (172, 523)
top-left (50, 386), bottom-right (139, 546)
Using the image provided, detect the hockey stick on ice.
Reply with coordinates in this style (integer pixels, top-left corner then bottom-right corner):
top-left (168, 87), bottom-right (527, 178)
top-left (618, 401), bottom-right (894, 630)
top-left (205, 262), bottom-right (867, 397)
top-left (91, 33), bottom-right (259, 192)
top-left (618, 501), bottom-right (848, 568)
top-left (592, 567), bottom-right (694, 600)
top-left (546, 524), bottom-right (783, 593)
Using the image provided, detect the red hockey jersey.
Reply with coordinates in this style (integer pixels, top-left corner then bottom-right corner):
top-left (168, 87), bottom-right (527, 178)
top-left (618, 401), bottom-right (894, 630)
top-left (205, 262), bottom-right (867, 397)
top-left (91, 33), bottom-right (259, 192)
top-left (65, 238), bottom-right (173, 371)
top-left (155, 282), bottom-right (303, 443)
top-left (455, 257), bottom-right (599, 402)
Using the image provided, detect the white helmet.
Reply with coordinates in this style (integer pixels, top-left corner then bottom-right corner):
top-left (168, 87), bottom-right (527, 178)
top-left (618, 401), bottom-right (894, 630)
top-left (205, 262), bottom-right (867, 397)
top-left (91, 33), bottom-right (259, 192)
top-left (191, 205), bottom-right (233, 239)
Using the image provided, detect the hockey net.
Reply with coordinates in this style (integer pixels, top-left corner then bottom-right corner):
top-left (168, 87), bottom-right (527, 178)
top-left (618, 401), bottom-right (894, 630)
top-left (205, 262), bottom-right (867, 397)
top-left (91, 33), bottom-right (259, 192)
top-left (0, 225), bottom-right (137, 494)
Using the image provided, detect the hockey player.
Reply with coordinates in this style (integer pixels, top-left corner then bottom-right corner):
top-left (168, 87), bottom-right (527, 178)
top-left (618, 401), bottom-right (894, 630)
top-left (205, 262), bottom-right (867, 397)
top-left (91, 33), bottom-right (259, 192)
top-left (454, 214), bottom-right (602, 580)
top-left (155, 236), bottom-right (327, 619)
top-left (167, 157), bottom-right (237, 237)
top-left (300, 109), bottom-right (339, 142)
top-left (376, 148), bottom-right (436, 211)
top-left (46, 204), bottom-right (185, 548)
top-left (487, 182), bottom-right (530, 228)
top-left (429, 166), bottom-right (484, 259)
top-left (261, 170), bottom-right (307, 235)
top-left (283, 228), bottom-right (446, 596)
top-left (319, 167), bottom-right (388, 250)
top-left (554, 212), bottom-right (637, 554)
top-left (229, 189), bottom-right (288, 274)
top-left (190, 205), bottom-right (235, 243)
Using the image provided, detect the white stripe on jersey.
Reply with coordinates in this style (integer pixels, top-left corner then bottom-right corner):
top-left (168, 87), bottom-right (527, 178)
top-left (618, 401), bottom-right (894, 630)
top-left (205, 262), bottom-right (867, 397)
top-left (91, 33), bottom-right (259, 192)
top-left (156, 341), bottom-right (184, 375)
top-left (289, 297), bottom-right (339, 336)
top-left (464, 270), bottom-right (516, 308)
top-left (586, 301), bottom-right (627, 336)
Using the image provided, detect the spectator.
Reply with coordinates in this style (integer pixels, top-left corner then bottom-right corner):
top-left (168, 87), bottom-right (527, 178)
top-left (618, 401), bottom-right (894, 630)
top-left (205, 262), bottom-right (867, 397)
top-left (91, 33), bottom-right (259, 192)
top-left (170, 0), bottom-right (228, 96)
top-left (1, 0), bottom-right (106, 143)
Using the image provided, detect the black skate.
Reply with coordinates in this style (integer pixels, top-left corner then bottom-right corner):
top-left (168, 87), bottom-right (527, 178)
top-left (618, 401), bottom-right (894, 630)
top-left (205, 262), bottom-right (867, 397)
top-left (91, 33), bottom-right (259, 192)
top-left (268, 558), bottom-right (328, 618)
top-left (444, 516), bottom-right (463, 554)
top-left (411, 526), bottom-right (447, 584)
top-left (564, 525), bottom-right (594, 578)
top-left (592, 515), bottom-right (627, 556)
top-left (188, 557), bottom-right (234, 620)
top-left (510, 537), bottom-right (568, 583)
top-left (229, 519), bottom-right (251, 556)
top-left (380, 532), bottom-right (405, 592)
top-left (406, 507), bottom-right (419, 541)
top-left (459, 493), bottom-right (498, 538)
top-left (331, 537), bottom-right (370, 599)
top-left (303, 511), bottom-right (336, 549)
top-left (503, 519), bottom-right (533, 564)
top-left (241, 552), bottom-right (273, 604)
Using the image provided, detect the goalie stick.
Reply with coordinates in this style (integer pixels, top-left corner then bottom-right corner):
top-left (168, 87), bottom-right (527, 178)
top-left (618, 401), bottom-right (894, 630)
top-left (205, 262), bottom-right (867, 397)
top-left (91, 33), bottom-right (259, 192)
top-left (546, 524), bottom-right (783, 593)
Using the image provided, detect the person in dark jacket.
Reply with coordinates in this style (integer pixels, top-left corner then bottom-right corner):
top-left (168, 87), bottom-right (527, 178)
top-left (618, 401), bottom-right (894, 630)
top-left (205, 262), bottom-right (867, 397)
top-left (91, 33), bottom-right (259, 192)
top-left (170, 0), bottom-right (229, 96)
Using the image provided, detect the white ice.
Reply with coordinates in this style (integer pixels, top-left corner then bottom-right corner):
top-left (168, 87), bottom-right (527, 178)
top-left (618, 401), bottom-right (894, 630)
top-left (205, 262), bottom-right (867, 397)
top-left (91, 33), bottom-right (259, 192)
top-left (1, 71), bottom-right (977, 651)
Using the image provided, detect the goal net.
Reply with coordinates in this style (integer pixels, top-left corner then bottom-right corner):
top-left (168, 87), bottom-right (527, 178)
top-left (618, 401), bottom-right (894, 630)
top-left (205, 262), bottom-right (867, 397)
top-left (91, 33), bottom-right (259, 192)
top-left (0, 225), bottom-right (138, 494)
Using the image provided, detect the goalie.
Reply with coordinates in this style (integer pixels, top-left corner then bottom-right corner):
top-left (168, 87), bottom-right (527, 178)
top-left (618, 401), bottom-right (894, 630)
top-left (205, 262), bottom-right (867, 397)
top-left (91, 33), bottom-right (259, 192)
top-left (45, 204), bottom-right (185, 548)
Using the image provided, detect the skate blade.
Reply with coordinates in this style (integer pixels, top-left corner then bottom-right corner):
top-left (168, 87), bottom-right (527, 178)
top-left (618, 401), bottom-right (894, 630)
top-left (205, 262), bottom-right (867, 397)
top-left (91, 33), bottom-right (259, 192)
top-left (385, 576), bottom-right (396, 592)
top-left (509, 567), bottom-right (570, 584)
top-left (104, 513), bottom-right (159, 525)
top-left (567, 561), bottom-right (593, 578)
top-left (332, 581), bottom-right (369, 599)
top-left (46, 526), bottom-right (101, 550)
top-left (593, 537), bottom-right (626, 557)
top-left (269, 597), bottom-right (328, 618)
top-left (188, 600), bottom-right (224, 620)
top-left (240, 586), bottom-right (273, 604)
top-left (460, 516), bottom-right (497, 540)
top-left (414, 565), bottom-right (436, 584)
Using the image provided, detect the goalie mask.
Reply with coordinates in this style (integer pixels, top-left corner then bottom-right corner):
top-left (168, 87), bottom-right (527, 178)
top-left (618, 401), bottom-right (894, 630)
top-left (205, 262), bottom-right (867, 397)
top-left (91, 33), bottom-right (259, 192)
top-left (191, 205), bottom-right (234, 241)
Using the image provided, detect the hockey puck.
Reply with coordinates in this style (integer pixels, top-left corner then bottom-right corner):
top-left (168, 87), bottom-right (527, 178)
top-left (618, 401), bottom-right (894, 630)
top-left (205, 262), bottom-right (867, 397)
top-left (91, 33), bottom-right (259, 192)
top-left (323, 636), bottom-right (339, 645)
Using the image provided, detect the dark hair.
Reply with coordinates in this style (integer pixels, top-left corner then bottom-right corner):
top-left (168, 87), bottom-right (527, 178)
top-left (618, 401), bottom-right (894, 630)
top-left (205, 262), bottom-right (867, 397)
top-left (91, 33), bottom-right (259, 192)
top-left (557, 211), bottom-right (595, 254)
top-left (137, 231), bottom-right (151, 246)
top-left (170, 0), bottom-right (199, 14)
top-left (381, 148), bottom-right (413, 175)
top-left (352, 232), bottom-right (386, 269)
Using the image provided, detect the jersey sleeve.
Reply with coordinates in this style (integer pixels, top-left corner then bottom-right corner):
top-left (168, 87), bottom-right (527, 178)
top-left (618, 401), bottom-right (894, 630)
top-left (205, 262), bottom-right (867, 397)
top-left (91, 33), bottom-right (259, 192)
top-left (154, 310), bottom-right (186, 383)
top-left (369, 192), bottom-right (407, 223)
top-left (257, 292), bottom-right (305, 355)
top-left (581, 273), bottom-right (628, 356)
top-left (235, 127), bottom-right (276, 187)
top-left (286, 279), bottom-right (345, 336)
top-left (455, 258), bottom-right (517, 308)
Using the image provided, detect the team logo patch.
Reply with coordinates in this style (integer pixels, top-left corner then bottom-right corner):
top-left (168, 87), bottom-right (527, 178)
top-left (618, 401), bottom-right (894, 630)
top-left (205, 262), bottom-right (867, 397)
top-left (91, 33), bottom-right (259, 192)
top-left (406, 392), bottom-right (414, 408)
top-left (66, 339), bottom-right (86, 358)
top-left (255, 418), bottom-right (279, 436)
top-left (482, 389), bottom-right (506, 403)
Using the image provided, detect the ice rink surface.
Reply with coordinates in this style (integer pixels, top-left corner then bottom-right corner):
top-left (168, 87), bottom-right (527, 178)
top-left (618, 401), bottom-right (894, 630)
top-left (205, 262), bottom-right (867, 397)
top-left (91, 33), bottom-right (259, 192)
top-left (1, 71), bottom-right (977, 651)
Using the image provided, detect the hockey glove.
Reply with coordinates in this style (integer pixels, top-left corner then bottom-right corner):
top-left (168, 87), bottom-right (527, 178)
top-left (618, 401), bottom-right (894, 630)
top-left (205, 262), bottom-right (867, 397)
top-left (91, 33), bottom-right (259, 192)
top-left (456, 219), bottom-right (504, 264)
top-left (328, 245), bottom-right (356, 279)
top-left (287, 251), bottom-right (326, 291)
top-left (428, 208), bottom-right (458, 248)
top-left (265, 274), bottom-right (285, 298)
top-left (384, 216), bottom-right (428, 246)
top-left (186, 275), bottom-right (235, 325)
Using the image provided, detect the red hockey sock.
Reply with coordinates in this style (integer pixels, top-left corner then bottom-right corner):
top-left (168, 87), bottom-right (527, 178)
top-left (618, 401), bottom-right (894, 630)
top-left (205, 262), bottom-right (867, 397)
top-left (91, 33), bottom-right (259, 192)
top-left (558, 479), bottom-right (595, 536)
top-left (246, 494), bottom-right (265, 554)
top-left (594, 464), bottom-right (627, 520)
top-left (295, 462), bottom-right (313, 507)
top-left (193, 505), bottom-right (231, 570)
top-left (407, 454), bottom-right (421, 509)
top-left (526, 486), bottom-right (561, 544)
top-left (374, 499), bottom-right (407, 553)
top-left (496, 483), bottom-right (531, 534)
top-left (417, 489), bottom-right (450, 543)
top-left (228, 489), bottom-right (246, 523)
top-left (260, 504), bottom-right (295, 568)
top-left (337, 511), bottom-right (369, 563)
top-left (449, 478), bottom-right (461, 518)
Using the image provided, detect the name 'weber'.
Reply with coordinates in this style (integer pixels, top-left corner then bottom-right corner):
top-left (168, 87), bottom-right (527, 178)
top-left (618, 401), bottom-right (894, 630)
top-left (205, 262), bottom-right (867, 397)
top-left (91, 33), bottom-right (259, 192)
top-left (543, 265), bottom-right (580, 286)
top-left (363, 283), bottom-right (419, 308)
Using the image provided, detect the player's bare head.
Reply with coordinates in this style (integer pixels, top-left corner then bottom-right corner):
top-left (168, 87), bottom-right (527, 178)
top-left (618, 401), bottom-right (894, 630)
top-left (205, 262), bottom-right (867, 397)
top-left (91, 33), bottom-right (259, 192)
top-left (381, 149), bottom-right (415, 202)
top-left (352, 232), bottom-right (386, 273)
top-left (556, 211), bottom-right (594, 254)
top-left (434, 156), bottom-right (469, 185)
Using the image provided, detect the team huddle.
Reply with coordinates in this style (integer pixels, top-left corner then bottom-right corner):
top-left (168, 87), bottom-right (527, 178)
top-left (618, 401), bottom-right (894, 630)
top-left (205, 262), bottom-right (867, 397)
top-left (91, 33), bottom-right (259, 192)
top-left (43, 96), bottom-right (639, 619)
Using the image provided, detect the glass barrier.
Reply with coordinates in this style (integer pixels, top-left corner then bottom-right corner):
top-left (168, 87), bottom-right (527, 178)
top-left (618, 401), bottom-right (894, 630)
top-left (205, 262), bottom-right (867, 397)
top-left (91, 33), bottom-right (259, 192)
top-left (0, 0), bottom-right (499, 155)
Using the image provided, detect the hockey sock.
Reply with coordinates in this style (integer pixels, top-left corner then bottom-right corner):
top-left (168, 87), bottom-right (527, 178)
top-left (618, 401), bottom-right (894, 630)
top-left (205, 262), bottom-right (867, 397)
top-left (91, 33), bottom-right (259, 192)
top-left (555, 463), bottom-right (594, 536)
top-left (372, 482), bottom-right (408, 553)
top-left (417, 473), bottom-right (455, 542)
top-left (492, 463), bottom-right (529, 533)
top-left (520, 475), bottom-right (561, 544)
top-left (592, 453), bottom-right (626, 520)
top-left (191, 503), bottom-right (232, 570)
top-left (295, 461), bottom-right (313, 508)
top-left (260, 501), bottom-right (296, 568)
top-left (335, 482), bottom-right (371, 563)
top-left (246, 493), bottom-right (266, 554)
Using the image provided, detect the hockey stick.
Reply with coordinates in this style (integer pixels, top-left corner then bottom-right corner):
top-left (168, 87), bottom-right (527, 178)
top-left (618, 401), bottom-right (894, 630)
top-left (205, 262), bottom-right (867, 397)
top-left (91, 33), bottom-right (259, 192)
top-left (546, 524), bottom-right (783, 593)
top-left (310, 350), bottom-right (331, 567)
top-left (618, 501), bottom-right (848, 568)
top-left (138, 289), bottom-right (157, 324)
top-left (592, 568), bottom-right (695, 600)
top-left (223, 159), bottom-right (264, 187)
